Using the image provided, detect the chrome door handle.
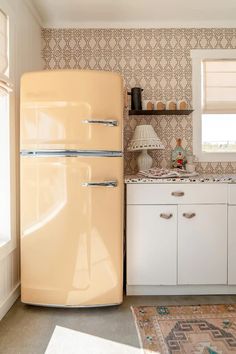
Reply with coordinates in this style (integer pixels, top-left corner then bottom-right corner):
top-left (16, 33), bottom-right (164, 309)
top-left (82, 119), bottom-right (118, 127)
top-left (160, 213), bottom-right (173, 219)
top-left (183, 212), bottom-right (196, 219)
top-left (81, 180), bottom-right (118, 188)
top-left (171, 191), bottom-right (185, 197)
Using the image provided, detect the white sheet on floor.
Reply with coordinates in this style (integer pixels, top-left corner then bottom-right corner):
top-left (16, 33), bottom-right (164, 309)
top-left (45, 325), bottom-right (145, 354)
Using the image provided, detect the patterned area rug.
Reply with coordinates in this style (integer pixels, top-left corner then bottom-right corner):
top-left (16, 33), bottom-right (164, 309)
top-left (131, 304), bottom-right (236, 354)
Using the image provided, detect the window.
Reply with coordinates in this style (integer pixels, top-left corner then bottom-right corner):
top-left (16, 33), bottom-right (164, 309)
top-left (0, 9), bottom-right (8, 75)
top-left (0, 7), bottom-right (14, 253)
top-left (191, 50), bottom-right (236, 161)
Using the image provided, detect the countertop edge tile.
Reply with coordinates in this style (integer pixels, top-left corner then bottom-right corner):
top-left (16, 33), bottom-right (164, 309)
top-left (125, 174), bottom-right (236, 184)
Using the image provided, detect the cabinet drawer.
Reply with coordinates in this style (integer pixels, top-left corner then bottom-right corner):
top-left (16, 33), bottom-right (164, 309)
top-left (127, 183), bottom-right (228, 205)
top-left (228, 184), bottom-right (236, 205)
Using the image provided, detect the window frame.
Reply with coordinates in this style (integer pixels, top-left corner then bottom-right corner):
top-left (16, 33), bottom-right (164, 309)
top-left (0, 1), bottom-right (16, 260)
top-left (191, 49), bottom-right (236, 162)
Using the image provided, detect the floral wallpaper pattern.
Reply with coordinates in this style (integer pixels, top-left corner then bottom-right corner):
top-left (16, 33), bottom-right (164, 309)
top-left (42, 28), bottom-right (236, 174)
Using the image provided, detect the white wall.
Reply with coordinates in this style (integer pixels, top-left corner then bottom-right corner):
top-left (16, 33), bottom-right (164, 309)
top-left (0, 0), bottom-right (42, 320)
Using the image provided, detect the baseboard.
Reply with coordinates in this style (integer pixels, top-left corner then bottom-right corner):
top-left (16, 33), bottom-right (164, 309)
top-left (0, 283), bottom-right (20, 321)
top-left (127, 284), bottom-right (236, 296)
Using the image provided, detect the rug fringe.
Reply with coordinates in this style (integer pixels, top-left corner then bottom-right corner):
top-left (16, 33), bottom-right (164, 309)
top-left (130, 306), bottom-right (146, 354)
top-left (130, 306), bottom-right (159, 354)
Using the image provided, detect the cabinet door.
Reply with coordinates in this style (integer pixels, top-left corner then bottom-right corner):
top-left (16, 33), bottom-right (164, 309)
top-left (127, 205), bottom-right (177, 285)
top-left (228, 206), bottom-right (236, 284)
top-left (178, 204), bottom-right (227, 285)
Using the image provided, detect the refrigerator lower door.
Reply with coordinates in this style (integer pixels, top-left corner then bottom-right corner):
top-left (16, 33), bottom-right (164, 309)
top-left (21, 156), bottom-right (123, 307)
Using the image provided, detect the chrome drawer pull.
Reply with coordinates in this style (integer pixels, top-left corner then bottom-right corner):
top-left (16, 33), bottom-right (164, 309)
top-left (160, 213), bottom-right (173, 219)
top-left (82, 180), bottom-right (117, 188)
top-left (171, 191), bottom-right (185, 197)
top-left (82, 119), bottom-right (118, 127)
top-left (183, 212), bottom-right (196, 219)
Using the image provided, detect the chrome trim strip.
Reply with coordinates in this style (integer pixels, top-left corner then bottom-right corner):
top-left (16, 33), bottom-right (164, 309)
top-left (20, 150), bottom-right (123, 157)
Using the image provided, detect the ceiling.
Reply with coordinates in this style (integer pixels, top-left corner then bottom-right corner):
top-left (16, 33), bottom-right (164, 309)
top-left (30, 0), bottom-right (236, 28)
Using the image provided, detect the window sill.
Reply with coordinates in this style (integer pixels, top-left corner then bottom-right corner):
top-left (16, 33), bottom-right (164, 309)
top-left (195, 152), bottom-right (236, 163)
top-left (0, 240), bottom-right (8, 247)
top-left (0, 238), bottom-right (15, 260)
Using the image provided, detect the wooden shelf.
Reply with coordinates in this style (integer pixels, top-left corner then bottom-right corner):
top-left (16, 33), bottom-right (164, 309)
top-left (129, 109), bottom-right (194, 116)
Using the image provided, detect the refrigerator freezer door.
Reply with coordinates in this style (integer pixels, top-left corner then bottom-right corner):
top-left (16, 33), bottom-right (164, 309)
top-left (21, 156), bottom-right (123, 306)
top-left (20, 70), bottom-right (123, 152)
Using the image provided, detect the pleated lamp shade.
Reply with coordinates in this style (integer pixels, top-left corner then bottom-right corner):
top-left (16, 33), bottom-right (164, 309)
top-left (128, 125), bottom-right (164, 171)
top-left (128, 124), bottom-right (164, 151)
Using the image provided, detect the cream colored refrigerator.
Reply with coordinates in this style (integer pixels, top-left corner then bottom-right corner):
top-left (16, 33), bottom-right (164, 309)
top-left (20, 70), bottom-right (123, 307)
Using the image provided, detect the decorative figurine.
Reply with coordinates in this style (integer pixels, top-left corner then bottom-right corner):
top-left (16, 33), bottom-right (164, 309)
top-left (171, 138), bottom-right (187, 169)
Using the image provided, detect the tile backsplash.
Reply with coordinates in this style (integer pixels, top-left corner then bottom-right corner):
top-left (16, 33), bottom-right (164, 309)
top-left (42, 28), bottom-right (236, 174)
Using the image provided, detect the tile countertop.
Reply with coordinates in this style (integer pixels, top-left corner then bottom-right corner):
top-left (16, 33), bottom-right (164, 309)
top-left (125, 174), bottom-right (236, 184)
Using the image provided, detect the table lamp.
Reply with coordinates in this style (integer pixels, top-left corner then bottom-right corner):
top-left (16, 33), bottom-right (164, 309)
top-left (128, 124), bottom-right (164, 171)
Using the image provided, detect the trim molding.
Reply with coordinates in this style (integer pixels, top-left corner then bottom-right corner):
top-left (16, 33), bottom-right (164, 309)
top-left (23, 0), bottom-right (43, 27)
top-left (41, 21), bottom-right (236, 29)
top-left (191, 49), bottom-right (236, 59)
top-left (0, 283), bottom-right (20, 321)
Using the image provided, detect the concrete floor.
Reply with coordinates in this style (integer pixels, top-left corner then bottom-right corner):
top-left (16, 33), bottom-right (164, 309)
top-left (1, 295), bottom-right (236, 354)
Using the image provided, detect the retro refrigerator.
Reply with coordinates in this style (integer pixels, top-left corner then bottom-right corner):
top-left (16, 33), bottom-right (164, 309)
top-left (20, 70), bottom-right (124, 307)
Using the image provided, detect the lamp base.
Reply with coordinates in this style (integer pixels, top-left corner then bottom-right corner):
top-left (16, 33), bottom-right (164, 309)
top-left (137, 149), bottom-right (153, 171)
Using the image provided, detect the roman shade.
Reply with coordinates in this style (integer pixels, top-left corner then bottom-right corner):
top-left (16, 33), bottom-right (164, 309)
top-left (0, 9), bottom-right (12, 95)
top-left (203, 60), bottom-right (236, 113)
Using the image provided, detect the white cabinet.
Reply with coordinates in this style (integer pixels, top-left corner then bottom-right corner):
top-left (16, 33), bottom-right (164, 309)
top-left (126, 183), bottom-right (230, 295)
top-left (228, 185), bottom-right (236, 284)
top-left (228, 185), bottom-right (236, 205)
top-left (228, 205), bottom-right (236, 284)
top-left (127, 205), bottom-right (177, 285)
top-left (178, 204), bottom-right (227, 285)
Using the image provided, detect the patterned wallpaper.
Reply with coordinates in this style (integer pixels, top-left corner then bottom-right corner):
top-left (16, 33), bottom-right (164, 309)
top-left (42, 28), bottom-right (236, 174)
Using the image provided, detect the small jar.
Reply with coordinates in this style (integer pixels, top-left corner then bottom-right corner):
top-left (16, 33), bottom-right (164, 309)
top-left (166, 100), bottom-right (177, 110)
top-left (143, 100), bottom-right (154, 110)
top-left (156, 101), bottom-right (166, 110)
